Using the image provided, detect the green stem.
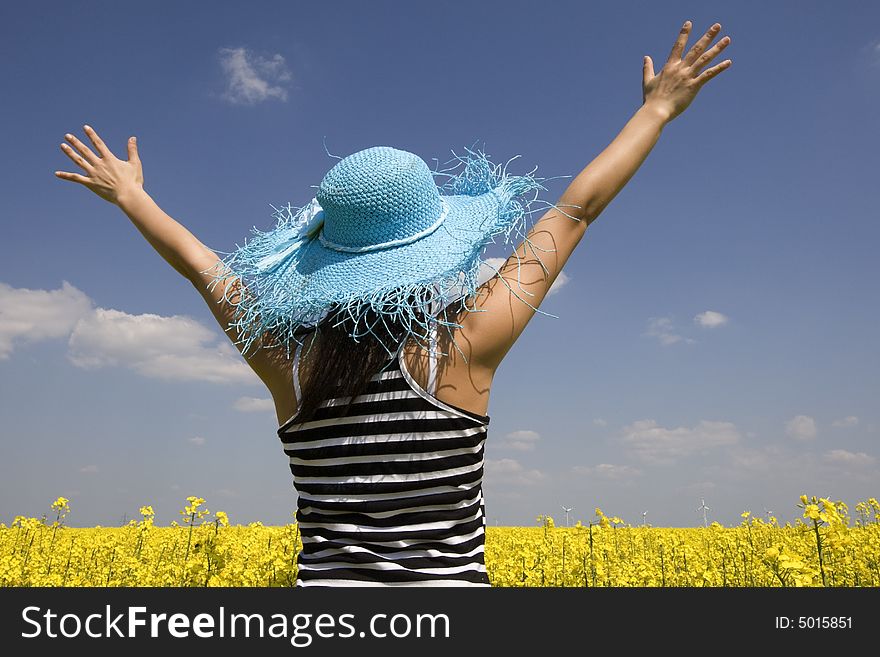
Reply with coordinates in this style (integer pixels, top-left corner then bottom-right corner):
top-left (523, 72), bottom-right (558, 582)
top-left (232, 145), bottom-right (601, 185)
top-left (812, 519), bottom-right (827, 586)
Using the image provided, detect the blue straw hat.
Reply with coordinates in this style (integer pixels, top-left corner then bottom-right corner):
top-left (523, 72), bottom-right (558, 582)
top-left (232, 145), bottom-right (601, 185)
top-left (202, 143), bottom-right (572, 360)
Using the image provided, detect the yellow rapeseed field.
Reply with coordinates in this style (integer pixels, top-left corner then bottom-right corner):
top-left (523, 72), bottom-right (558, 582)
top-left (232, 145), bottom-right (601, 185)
top-left (1, 495), bottom-right (877, 587)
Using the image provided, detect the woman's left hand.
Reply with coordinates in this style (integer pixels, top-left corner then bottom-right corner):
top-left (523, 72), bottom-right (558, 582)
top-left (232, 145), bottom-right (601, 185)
top-left (642, 21), bottom-right (732, 123)
top-left (55, 125), bottom-right (144, 205)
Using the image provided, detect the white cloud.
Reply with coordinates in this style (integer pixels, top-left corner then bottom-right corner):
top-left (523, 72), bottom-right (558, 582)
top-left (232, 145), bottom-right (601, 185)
top-left (218, 47), bottom-right (291, 105)
top-left (703, 443), bottom-right (876, 487)
top-left (547, 271), bottom-right (570, 296)
top-left (572, 463), bottom-right (642, 480)
top-left (440, 258), bottom-right (503, 303)
top-left (726, 444), bottom-right (785, 473)
top-left (0, 280), bottom-right (92, 359)
top-left (233, 396), bottom-right (275, 413)
top-left (694, 310), bottom-right (729, 328)
top-left (484, 458), bottom-right (545, 486)
top-left (477, 258), bottom-right (507, 286)
top-left (862, 38), bottom-right (880, 67)
top-left (785, 415), bottom-right (817, 440)
top-left (832, 415), bottom-right (859, 428)
top-left (643, 316), bottom-right (695, 346)
top-left (593, 418), bottom-right (608, 427)
top-left (188, 436), bottom-right (207, 447)
top-left (500, 429), bottom-right (541, 451)
top-left (823, 449), bottom-right (875, 467)
top-left (469, 257), bottom-right (570, 297)
top-left (1, 281), bottom-right (259, 385)
top-left (679, 480), bottom-right (717, 494)
top-left (620, 419), bottom-right (740, 465)
top-left (68, 307), bottom-right (258, 385)
top-left (79, 464), bottom-right (99, 474)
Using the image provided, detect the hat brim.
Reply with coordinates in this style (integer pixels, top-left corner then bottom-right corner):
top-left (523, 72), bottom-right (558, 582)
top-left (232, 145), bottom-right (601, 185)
top-left (280, 192), bottom-right (500, 303)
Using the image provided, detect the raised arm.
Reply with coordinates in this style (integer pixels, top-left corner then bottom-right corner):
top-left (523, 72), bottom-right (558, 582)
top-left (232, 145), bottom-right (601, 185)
top-left (54, 126), bottom-right (290, 389)
top-left (456, 20), bottom-right (732, 373)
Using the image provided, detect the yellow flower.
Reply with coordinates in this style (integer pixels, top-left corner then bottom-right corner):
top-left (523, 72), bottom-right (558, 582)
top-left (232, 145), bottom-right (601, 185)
top-left (3, 492), bottom-right (878, 588)
top-left (804, 505), bottom-right (821, 521)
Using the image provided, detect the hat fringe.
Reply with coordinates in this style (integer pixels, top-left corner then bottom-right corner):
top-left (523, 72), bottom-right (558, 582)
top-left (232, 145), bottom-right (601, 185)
top-left (201, 144), bottom-right (579, 361)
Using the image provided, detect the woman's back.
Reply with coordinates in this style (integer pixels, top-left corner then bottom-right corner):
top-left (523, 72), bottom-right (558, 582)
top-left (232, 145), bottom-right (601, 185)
top-left (278, 324), bottom-right (492, 586)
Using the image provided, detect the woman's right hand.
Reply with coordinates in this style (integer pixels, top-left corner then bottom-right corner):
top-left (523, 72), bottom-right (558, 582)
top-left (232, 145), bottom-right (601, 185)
top-left (642, 20), bottom-right (732, 123)
top-left (54, 124), bottom-right (144, 206)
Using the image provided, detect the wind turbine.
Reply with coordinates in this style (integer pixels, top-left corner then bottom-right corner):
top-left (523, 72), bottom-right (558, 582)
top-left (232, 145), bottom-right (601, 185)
top-left (561, 505), bottom-right (574, 527)
top-left (764, 507), bottom-right (774, 524)
top-left (697, 498), bottom-right (710, 528)
top-left (642, 510), bottom-right (648, 526)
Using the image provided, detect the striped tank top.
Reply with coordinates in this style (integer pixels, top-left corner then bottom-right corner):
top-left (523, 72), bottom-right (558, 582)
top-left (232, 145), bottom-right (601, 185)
top-left (277, 326), bottom-right (492, 587)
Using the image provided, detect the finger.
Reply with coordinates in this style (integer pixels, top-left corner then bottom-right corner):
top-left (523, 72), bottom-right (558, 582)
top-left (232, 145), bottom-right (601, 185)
top-left (666, 20), bottom-right (692, 64)
top-left (690, 34), bottom-right (731, 75)
top-left (54, 170), bottom-right (91, 184)
top-left (60, 142), bottom-right (93, 171)
top-left (82, 124), bottom-right (113, 158)
top-left (63, 132), bottom-right (100, 164)
top-left (642, 55), bottom-right (655, 86)
top-left (127, 136), bottom-right (140, 163)
top-left (683, 23), bottom-right (721, 67)
top-left (694, 59), bottom-right (732, 87)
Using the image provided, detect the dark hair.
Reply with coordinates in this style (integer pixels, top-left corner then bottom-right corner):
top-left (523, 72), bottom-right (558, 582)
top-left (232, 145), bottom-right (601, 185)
top-left (292, 303), bottom-right (429, 424)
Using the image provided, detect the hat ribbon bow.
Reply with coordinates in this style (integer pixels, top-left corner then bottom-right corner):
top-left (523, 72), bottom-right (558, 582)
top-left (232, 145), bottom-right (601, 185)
top-left (254, 198), bottom-right (325, 273)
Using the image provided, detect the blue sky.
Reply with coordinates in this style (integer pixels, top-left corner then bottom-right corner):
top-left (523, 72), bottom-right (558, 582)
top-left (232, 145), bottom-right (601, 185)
top-left (1, 0), bottom-right (878, 528)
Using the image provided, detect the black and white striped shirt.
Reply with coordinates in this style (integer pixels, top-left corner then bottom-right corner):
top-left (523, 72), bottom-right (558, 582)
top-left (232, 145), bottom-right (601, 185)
top-left (277, 328), bottom-right (492, 587)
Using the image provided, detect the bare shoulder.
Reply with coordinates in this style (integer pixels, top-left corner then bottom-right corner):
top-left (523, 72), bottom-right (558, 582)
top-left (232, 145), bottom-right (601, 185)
top-left (402, 305), bottom-right (496, 419)
top-left (268, 330), bottom-right (324, 427)
top-left (265, 353), bottom-right (295, 428)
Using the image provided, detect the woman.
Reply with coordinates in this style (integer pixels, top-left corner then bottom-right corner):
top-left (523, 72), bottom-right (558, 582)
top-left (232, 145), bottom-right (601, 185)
top-left (54, 20), bottom-right (731, 586)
